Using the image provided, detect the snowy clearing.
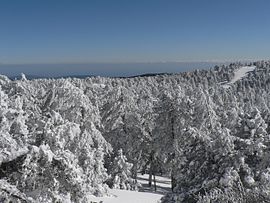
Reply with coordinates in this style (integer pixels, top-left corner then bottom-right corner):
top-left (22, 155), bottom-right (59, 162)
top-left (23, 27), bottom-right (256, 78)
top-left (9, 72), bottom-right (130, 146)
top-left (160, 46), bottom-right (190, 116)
top-left (88, 174), bottom-right (171, 203)
top-left (222, 66), bottom-right (256, 88)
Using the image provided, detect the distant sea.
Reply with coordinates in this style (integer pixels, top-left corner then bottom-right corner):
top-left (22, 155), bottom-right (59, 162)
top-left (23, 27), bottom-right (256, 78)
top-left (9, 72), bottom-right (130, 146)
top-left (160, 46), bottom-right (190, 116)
top-left (0, 62), bottom-right (229, 79)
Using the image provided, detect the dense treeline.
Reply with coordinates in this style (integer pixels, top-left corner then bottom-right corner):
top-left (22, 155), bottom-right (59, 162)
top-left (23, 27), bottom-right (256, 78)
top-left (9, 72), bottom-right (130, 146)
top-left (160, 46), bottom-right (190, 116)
top-left (1, 61), bottom-right (270, 202)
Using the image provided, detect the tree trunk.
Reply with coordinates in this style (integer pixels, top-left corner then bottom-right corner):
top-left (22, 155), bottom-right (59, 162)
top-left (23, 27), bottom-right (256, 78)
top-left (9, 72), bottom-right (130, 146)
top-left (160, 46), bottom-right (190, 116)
top-left (148, 151), bottom-right (154, 187)
top-left (154, 174), bottom-right (157, 191)
top-left (132, 161), bottom-right (138, 183)
top-left (148, 166), bottom-right (153, 187)
top-left (171, 172), bottom-right (176, 191)
top-left (132, 150), bottom-right (142, 181)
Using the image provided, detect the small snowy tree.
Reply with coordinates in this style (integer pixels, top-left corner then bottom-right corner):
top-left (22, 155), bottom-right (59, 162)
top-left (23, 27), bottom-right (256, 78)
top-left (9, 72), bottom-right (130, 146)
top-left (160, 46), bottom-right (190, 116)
top-left (106, 149), bottom-right (138, 190)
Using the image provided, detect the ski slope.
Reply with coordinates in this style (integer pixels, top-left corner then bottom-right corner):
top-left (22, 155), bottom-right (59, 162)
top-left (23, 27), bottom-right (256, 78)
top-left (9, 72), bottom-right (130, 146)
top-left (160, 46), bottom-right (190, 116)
top-left (222, 66), bottom-right (256, 88)
top-left (88, 174), bottom-right (171, 203)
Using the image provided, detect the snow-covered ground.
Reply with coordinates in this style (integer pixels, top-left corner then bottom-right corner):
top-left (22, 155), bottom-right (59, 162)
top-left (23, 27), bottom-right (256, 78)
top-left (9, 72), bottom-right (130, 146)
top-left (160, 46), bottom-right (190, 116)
top-left (88, 174), bottom-right (171, 203)
top-left (222, 66), bottom-right (256, 88)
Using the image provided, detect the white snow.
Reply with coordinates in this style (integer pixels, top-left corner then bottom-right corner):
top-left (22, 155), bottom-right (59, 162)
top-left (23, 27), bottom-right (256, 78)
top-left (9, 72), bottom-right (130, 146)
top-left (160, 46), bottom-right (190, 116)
top-left (222, 66), bottom-right (256, 88)
top-left (92, 83), bottom-right (106, 88)
top-left (88, 174), bottom-right (171, 203)
top-left (88, 189), bottom-right (163, 203)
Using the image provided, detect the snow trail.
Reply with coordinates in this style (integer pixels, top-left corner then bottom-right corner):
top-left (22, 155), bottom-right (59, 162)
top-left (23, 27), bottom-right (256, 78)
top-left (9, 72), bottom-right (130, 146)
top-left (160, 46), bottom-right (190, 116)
top-left (222, 66), bottom-right (256, 88)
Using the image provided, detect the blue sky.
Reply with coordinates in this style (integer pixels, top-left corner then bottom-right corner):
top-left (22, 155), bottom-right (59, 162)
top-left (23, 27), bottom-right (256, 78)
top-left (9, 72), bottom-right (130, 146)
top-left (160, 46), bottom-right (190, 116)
top-left (0, 0), bottom-right (269, 76)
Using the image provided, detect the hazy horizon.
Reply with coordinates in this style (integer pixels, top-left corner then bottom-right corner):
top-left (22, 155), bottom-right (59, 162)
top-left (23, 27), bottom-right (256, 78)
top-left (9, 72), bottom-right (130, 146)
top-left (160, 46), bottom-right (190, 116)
top-left (0, 61), bottom-right (231, 78)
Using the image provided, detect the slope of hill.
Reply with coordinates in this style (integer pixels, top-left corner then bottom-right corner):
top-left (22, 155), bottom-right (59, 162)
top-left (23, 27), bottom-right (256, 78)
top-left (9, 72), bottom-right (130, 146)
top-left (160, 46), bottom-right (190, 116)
top-left (222, 66), bottom-right (256, 88)
top-left (1, 61), bottom-right (270, 202)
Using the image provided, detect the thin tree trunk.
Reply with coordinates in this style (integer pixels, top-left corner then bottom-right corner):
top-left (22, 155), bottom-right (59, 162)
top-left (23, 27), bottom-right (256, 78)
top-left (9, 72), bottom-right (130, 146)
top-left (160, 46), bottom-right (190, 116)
top-left (154, 174), bottom-right (157, 191)
top-left (148, 165), bottom-right (152, 187)
top-left (148, 151), bottom-right (153, 187)
top-left (132, 162), bottom-right (138, 182)
top-left (171, 172), bottom-right (176, 191)
top-left (132, 150), bottom-right (142, 181)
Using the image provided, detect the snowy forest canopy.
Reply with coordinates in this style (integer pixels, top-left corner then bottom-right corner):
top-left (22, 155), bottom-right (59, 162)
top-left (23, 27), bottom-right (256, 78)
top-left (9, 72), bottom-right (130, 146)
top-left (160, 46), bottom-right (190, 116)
top-left (1, 61), bottom-right (270, 202)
